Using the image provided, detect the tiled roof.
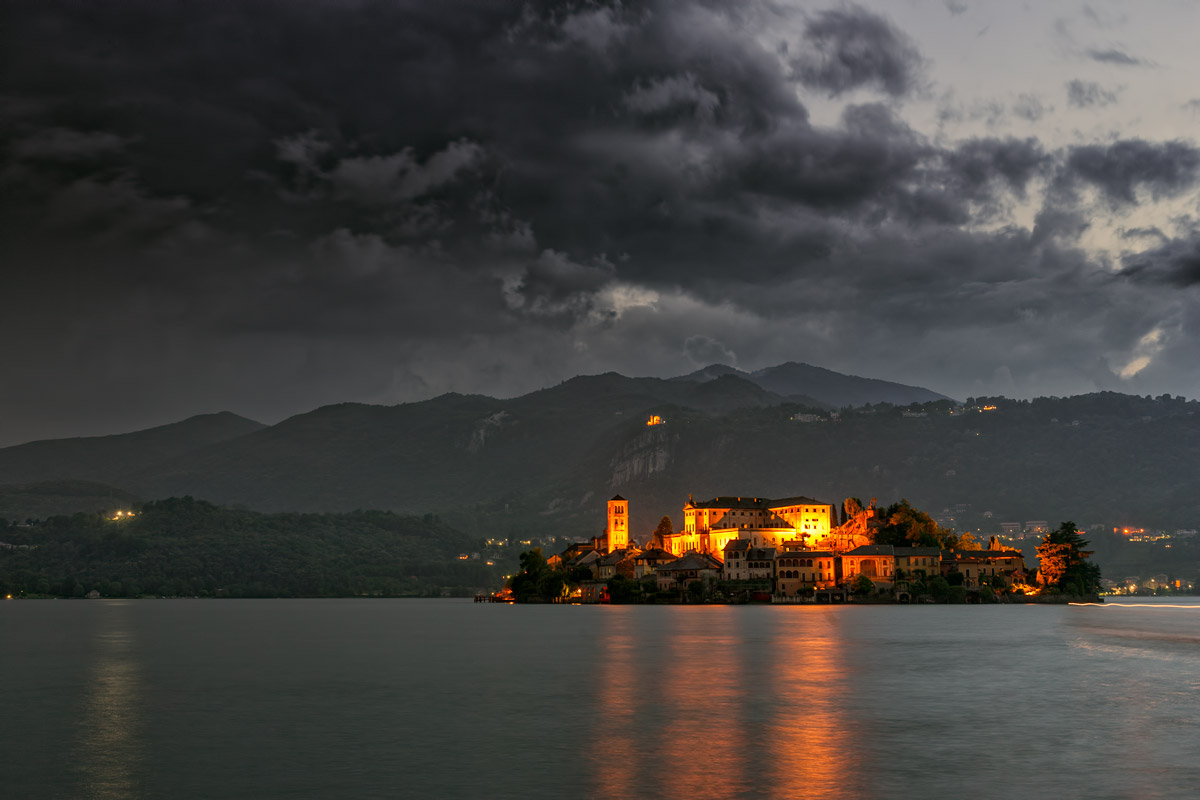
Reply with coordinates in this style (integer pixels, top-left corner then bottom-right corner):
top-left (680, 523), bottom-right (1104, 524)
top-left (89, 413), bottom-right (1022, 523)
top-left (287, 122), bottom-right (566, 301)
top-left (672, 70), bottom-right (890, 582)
top-left (689, 496), bottom-right (770, 509)
top-left (660, 552), bottom-right (722, 571)
top-left (767, 496), bottom-right (827, 508)
top-left (844, 545), bottom-right (895, 556)
top-left (636, 547), bottom-right (676, 561)
top-left (686, 494), bottom-right (832, 510)
top-left (597, 550), bottom-right (629, 566)
top-left (893, 547), bottom-right (943, 557)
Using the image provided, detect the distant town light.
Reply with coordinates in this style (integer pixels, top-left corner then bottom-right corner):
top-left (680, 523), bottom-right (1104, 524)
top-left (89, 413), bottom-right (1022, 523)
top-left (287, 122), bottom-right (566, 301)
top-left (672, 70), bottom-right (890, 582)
top-left (646, 415), bottom-right (664, 426)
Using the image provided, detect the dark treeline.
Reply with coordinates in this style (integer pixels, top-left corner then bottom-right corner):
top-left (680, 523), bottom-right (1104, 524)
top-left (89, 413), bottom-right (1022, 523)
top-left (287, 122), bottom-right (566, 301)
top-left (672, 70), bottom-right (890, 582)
top-left (0, 497), bottom-right (502, 598)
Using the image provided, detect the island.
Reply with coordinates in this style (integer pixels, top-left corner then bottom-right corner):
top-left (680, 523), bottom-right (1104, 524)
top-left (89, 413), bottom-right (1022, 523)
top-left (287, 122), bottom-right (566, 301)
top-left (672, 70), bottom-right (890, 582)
top-left (501, 493), bottom-right (1101, 604)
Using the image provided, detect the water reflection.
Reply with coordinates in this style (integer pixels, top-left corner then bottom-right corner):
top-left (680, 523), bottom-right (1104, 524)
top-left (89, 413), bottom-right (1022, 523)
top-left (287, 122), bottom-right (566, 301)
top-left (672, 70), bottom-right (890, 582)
top-left (73, 602), bottom-right (144, 798)
top-left (767, 610), bottom-right (859, 798)
top-left (653, 608), bottom-right (747, 799)
top-left (586, 607), bottom-right (866, 799)
top-left (592, 608), bottom-right (640, 798)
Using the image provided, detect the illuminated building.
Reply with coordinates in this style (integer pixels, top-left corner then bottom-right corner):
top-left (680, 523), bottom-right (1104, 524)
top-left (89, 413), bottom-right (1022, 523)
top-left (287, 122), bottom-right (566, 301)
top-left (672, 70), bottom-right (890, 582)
top-left (664, 495), bottom-right (837, 558)
top-left (840, 545), bottom-right (896, 589)
top-left (654, 551), bottom-right (722, 592)
top-left (774, 550), bottom-right (837, 595)
top-left (597, 547), bottom-right (638, 580)
top-left (631, 547), bottom-right (676, 579)
top-left (940, 549), bottom-right (1027, 587)
top-left (721, 541), bottom-right (776, 582)
top-left (606, 494), bottom-right (629, 553)
top-left (893, 546), bottom-right (942, 579)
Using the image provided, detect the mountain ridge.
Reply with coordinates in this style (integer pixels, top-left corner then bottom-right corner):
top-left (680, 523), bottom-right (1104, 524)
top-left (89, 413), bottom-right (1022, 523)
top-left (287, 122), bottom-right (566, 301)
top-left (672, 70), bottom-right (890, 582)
top-left (0, 370), bottom-right (1194, 536)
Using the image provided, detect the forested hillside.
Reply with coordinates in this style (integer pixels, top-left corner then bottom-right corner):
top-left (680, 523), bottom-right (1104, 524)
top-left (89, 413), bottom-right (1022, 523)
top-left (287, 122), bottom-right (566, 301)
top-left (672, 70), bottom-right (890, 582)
top-left (0, 497), bottom-right (497, 598)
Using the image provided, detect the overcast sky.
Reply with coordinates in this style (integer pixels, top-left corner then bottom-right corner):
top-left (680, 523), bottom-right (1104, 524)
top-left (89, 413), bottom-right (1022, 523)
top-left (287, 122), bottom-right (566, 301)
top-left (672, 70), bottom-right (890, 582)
top-left (3, 0), bottom-right (1200, 445)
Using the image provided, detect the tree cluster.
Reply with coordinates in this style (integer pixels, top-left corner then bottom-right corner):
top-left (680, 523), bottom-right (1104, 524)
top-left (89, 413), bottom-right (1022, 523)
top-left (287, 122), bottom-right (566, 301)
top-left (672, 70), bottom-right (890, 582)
top-left (0, 497), bottom-right (500, 598)
top-left (1036, 521), bottom-right (1101, 596)
top-left (872, 499), bottom-right (958, 548)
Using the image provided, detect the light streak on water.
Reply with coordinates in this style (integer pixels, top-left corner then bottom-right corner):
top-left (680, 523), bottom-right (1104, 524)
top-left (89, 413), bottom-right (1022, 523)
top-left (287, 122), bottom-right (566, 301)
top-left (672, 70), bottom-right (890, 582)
top-left (1069, 602), bottom-right (1200, 609)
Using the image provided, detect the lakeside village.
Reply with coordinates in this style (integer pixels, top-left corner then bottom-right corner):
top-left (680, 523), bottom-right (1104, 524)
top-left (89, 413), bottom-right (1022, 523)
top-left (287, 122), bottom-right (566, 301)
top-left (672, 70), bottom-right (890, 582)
top-left (494, 493), bottom-right (1102, 604)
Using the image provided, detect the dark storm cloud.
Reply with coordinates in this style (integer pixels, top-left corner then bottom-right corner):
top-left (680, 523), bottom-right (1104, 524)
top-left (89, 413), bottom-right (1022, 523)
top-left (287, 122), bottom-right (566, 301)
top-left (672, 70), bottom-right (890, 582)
top-left (1, 0), bottom-right (1198, 444)
top-left (1120, 235), bottom-right (1200, 287)
top-left (789, 5), bottom-right (925, 98)
top-left (1086, 46), bottom-right (1149, 66)
top-left (683, 334), bottom-right (737, 367)
top-left (1066, 79), bottom-right (1118, 108)
top-left (1120, 227), bottom-right (1168, 242)
top-left (1063, 140), bottom-right (1200, 205)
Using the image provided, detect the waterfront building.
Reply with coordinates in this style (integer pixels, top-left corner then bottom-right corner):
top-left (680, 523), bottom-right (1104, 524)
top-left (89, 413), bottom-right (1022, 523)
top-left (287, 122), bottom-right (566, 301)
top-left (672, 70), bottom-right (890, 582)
top-left (774, 550), bottom-right (838, 596)
top-left (631, 547), bottom-right (676, 579)
top-left (941, 548), bottom-right (1026, 587)
top-left (893, 546), bottom-right (943, 580)
top-left (841, 544), bottom-right (896, 589)
top-left (721, 541), bottom-right (776, 582)
top-left (655, 552), bottom-right (722, 592)
top-left (597, 547), bottom-right (638, 581)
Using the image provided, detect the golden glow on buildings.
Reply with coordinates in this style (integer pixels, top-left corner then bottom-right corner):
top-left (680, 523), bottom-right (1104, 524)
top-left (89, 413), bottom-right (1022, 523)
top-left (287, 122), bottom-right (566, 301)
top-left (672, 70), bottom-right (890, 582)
top-left (607, 495), bottom-right (629, 553)
top-left (109, 510), bottom-right (135, 521)
top-left (666, 495), bottom-right (837, 559)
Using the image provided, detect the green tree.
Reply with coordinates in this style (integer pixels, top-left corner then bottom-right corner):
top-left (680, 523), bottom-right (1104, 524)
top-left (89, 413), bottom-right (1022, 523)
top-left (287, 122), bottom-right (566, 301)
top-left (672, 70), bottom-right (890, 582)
top-left (567, 565), bottom-right (594, 585)
top-left (1036, 522), bottom-right (1101, 595)
top-left (509, 547), bottom-right (549, 602)
top-left (653, 516), bottom-right (674, 542)
top-left (536, 571), bottom-right (566, 602)
top-left (851, 574), bottom-right (874, 596)
top-left (874, 499), bottom-right (948, 548)
top-left (927, 576), bottom-right (950, 602)
top-left (608, 575), bottom-right (640, 604)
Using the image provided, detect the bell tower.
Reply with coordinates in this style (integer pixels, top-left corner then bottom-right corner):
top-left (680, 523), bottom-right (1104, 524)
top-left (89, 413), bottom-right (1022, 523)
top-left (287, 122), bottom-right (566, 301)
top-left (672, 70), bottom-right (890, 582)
top-left (607, 495), bottom-right (628, 552)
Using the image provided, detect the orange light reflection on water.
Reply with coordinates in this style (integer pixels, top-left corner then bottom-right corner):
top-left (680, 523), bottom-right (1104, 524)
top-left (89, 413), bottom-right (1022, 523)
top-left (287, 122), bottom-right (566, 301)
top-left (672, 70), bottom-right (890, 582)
top-left (656, 608), bottom-right (745, 800)
top-left (593, 608), bottom-right (640, 798)
top-left (767, 609), bottom-right (857, 798)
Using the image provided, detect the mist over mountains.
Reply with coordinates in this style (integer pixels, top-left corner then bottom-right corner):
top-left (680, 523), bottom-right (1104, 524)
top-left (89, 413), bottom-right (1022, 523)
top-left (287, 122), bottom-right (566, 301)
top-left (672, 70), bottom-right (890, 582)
top-left (1, 363), bottom-right (1196, 539)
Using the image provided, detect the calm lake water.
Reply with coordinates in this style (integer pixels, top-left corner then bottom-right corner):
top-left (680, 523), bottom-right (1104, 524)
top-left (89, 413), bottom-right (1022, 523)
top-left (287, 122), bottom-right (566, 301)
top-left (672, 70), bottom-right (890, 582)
top-left (2, 598), bottom-right (1199, 799)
